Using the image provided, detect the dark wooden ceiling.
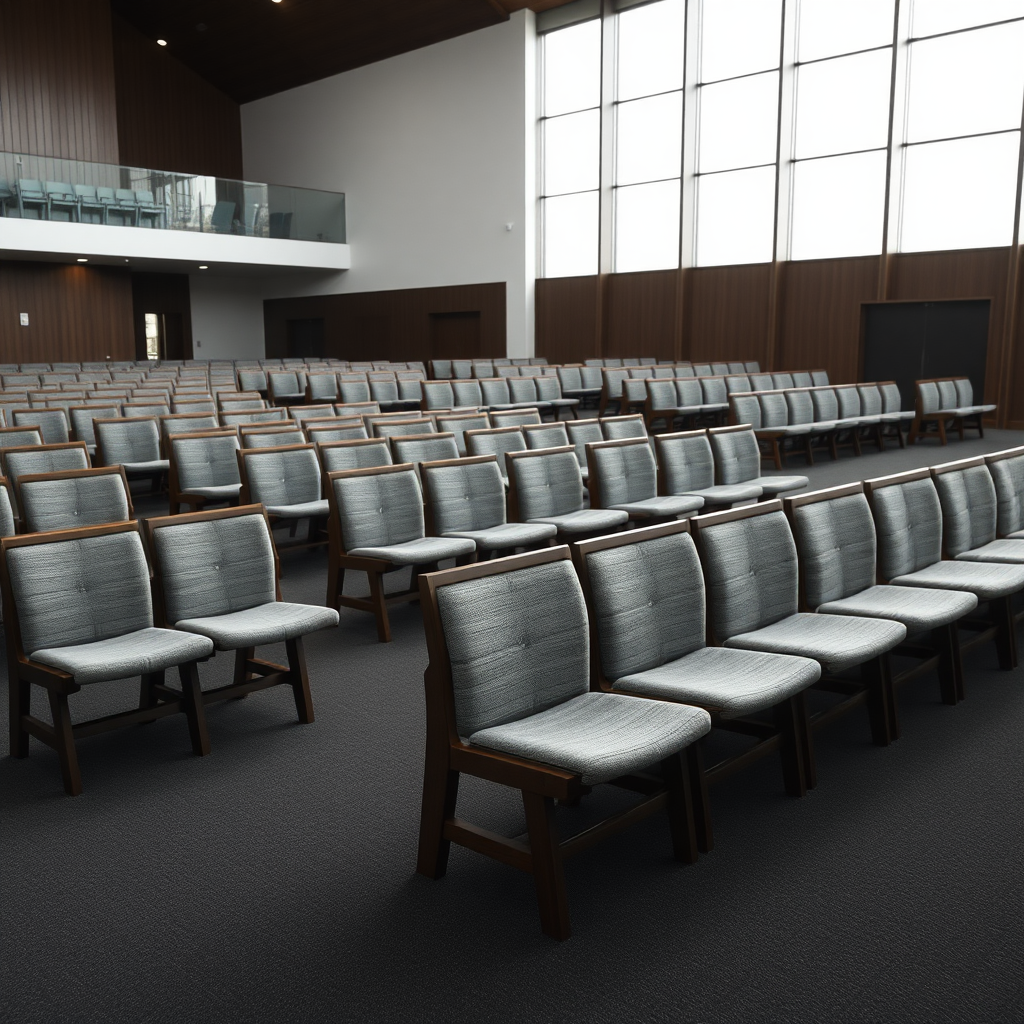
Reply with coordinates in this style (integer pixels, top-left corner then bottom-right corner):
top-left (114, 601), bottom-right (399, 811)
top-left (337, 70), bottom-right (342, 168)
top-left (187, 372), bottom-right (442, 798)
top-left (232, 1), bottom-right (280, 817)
top-left (110, 0), bottom-right (573, 104)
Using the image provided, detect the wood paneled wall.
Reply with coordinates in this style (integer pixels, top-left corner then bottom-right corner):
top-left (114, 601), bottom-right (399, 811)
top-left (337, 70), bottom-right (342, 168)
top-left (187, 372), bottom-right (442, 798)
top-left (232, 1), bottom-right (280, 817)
top-left (535, 246), bottom-right (1024, 426)
top-left (0, 261), bottom-right (134, 363)
top-left (0, 0), bottom-right (120, 163)
top-left (111, 15), bottom-right (243, 178)
top-left (263, 283), bottom-right (507, 361)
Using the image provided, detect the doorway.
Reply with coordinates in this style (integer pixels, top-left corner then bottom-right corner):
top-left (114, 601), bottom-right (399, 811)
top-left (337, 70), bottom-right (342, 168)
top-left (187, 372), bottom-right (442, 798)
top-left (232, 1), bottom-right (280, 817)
top-left (429, 311), bottom-right (481, 361)
top-left (143, 311), bottom-right (186, 361)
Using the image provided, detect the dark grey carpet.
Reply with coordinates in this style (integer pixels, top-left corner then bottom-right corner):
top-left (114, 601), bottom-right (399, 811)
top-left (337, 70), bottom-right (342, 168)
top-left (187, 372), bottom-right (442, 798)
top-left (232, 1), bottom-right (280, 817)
top-left (2, 430), bottom-right (1023, 1024)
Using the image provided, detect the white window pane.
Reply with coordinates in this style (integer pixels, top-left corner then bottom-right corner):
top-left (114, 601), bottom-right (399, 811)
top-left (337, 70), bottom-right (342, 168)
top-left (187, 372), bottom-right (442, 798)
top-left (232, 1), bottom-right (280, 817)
top-left (617, 0), bottom-right (685, 101)
top-left (616, 92), bottom-right (683, 186)
top-left (906, 22), bottom-right (1024, 142)
top-left (543, 192), bottom-right (599, 277)
top-left (615, 179), bottom-right (681, 272)
top-left (913, 0), bottom-right (1024, 36)
top-left (543, 20), bottom-right (601, 117)
top-left (543, 110), bottom-right (600, 196)
top-left (700, 0), bottom-right (782, 81)
top-left (900, 133), bottom-right (1020, 252)
top-left (696, 165), bottom-right (776, 266)
top-left (795, 49), bottom-right (892, 158)
top-left (791, 151), bottom-right (887, 259)
top-left (698, 72), bottom-right (779, 173)
top-left (798, 0), bottom-right (895, 61)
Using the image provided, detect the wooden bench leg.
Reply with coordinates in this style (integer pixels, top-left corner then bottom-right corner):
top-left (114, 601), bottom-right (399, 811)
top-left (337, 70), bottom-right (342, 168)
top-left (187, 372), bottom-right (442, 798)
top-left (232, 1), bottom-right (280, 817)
top-left (774, 693), bottom-right (808, 797)
top-left (9, 670), bottom-right (30, 758)
top-left (523, 790), bottom-right (571, 940)
top-left (178, 661), bottom-right (211, 756)
top-left (687, 742), bottom-right (713, 853)
top-left (369, 569), bottom-right (392, 642)
top-left (417, 751), bottom-right (460, 879)
top-left (139, 670), bottom-right (163, 712)
top-left (992, 595), bottom-right (1017, 670)
top-left (862, 655), bottom-right (894, 746)
top-left (934, 623), bottom-right (962, 705)
top-left (661, 750), bottom-right (698, 864)
top-left (937, 417), bottom-right (947, 445)
top-left (286, 637), bottom-right (315, 724)
top-left (48, 690), bottom-right (83, 796)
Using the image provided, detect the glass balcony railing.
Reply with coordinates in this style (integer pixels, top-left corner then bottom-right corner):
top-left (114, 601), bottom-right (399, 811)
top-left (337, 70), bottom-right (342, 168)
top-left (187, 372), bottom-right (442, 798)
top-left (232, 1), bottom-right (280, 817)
top-left (0, 152), bottom-right (345, 244)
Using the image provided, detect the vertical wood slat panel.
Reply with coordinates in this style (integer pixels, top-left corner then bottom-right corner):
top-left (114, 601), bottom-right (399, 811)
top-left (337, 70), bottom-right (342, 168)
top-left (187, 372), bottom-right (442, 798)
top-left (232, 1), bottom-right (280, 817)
top-left (686, 264), bottom-right (772, 367)
top-left (0, 261), bottom-right (134, 364)
top-left (535, 276), bottom-right (600, 364)
top-left (603, 270), bottom-right (679, 361)
top-left (0, 0), bottom-right (119, 164)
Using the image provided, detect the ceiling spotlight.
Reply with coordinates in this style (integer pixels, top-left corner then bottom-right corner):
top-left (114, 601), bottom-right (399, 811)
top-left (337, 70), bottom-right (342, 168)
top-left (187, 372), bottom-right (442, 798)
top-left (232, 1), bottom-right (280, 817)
top-left (199, 265), bottom-right (209, 270)
top-left (157, 38), bottom-right (167, 46)
top-left (77, 258), bottom-right (88, 263)
top-left (272, 1), bottom-right (283, 4)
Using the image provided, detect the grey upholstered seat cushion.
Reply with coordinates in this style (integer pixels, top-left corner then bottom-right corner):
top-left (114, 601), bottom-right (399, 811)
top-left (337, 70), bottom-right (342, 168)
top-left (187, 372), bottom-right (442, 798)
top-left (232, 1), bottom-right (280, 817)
top-left (175, 601), bottom-right (339, 649)
top-left (31, 627), bottom-right (213, 685)
top-left (683, 483), bottom-right (762, 505)
top-left (185, 483), bottom-right (242, 500)
top-left (609, 494), bottom-right (703, 518)
top-left (724, 612), bottom-right (906, 674)
top-left (816, 584), bottom-right (977, 633)
top-left (953, 539), bottom-right (1024, 563)
top-left (615, 646), bottom-right (820, 718)
top-left (753, 475), bottom-right (809, 496)
top-left (349, 535), bottom-right (476, 564)
top-left (468, 691), bottom-right (710, 786)
top-left (265, 498), bottom-right (330, 519)
top-left (122, 459), bottom-right (169, 474)
top-left (890, 561), bottom-right (1024, 600)
top-left (530, 508), bottom-right (629, 534)
top-left (444, 522), bottom-right (557, 551)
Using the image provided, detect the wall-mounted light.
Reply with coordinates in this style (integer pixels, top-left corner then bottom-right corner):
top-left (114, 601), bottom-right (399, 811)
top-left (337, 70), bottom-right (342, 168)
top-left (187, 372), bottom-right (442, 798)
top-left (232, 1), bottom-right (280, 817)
top-left (198, 265), bottom-right (209, 270)
top-left (157, 38), bottom-right (167, 46)
top-left (76, 258), bottom-right (88, 263)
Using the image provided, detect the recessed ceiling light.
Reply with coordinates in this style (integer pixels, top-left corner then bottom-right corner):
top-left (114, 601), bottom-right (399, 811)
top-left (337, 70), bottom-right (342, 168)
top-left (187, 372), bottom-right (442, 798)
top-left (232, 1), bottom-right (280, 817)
top-left (272, 1), bottom-right (283, 4)
top-left (199, 265), bottom-right (209, 270)
top-left (77, 258), bottom-right (88, 263)
top-left (157, 38), bottom-right (167, 46)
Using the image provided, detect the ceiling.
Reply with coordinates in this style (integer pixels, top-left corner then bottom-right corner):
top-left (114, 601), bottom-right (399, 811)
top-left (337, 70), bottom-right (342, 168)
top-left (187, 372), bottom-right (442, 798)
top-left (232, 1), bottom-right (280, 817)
top-left (110, 0), bottom-right (573, 105)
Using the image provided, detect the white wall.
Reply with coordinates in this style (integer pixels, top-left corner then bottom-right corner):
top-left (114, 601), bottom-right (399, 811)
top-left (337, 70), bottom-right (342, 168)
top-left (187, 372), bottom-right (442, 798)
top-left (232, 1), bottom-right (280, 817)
top-left (189, 274), bottom-right (267, 360)
top-left (242, 11), bottom-right (536, 356)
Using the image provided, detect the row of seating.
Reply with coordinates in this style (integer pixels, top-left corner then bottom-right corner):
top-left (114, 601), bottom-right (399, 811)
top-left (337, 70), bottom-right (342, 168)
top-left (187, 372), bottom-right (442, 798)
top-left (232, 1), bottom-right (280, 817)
top-left (0, 179), bottom-right (165, 226)
top-left (911, 377), bottom-right (997, 444)
top-left (413, 445), bottom-right (1024, 937)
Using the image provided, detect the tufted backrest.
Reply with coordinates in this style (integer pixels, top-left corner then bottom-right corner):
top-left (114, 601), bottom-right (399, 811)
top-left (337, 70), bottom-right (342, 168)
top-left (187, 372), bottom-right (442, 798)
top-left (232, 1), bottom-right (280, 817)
top-left (430, 359), bottom-right (452, 379)
top-left (918, 381), bottom-right (940, 414)
top-left (444, 378), bottom-right (480, 407)
top-left (420, 381), bottom-right (455, 410)
top-left (748, 373), bottom-right (772, 391)
top-left (237, 370), bottom-right (267, 392)
top-left (244, 446), bottom-right (322, 507)
top-left (535, 376), bottom-right (562, 403)
top-left (725, 374), bottom-right (751, 394)
top-left (603, 368), bottom-right (629, 399)
top-left (510, 449), bottom-right (584, 519)
top-left (0, 428), bottom-right (43, 451)
top-left (153, 513), bottom-right (277, 623)
top-left (339, 380), bottom-right (371, 404)
top-left (307, 423), bottom-right (368, 444)
top-left (523, 423), bottom-right (569, 450)
top-left (759, 393), bottom-right (790, 428)
top-left (579, 367), bottom-right (603, 389)
top-left (373, 418), bottom-right (436, 441)
top-left (242, 428), bottom-right (305, 448)
top-left (697, 509), bottom-right (799, 639)
top-left (557, 366), bottom-right (583, 392)
top-left (508, 377), bottom-right (539, 405)
top-left (268, 372), bottom-right (301, 399)
top-left (332, 467), bottom-right (425, 550)
top-left (785, 390), bottom-right (815, 425)
top-left (369, 380), bottom-right (400, 404)
top-left (584, 531), bottom-right (706, 679)
top-left (564, 420), bottom-right (603, 471)
top-left (857, 384), bottom-right (883, 416)
top-left (657, 433), bottom-right (715, 494)
top-left (835, 387), bottom-right (861, 419)
top-left (870, 476), bottom-right (942, 579)
top-left (0, 483), bottom-right (14, 538)
top-left (771, 373), bottom-right (794, 389)
top-left (479, 378), bottom-right (511, 407)
top-left (472, 360), bottom-right (495, 378)
top-left (809, 370), bottom-right (828, 386)
top-left (436, 559), bottom-right (589, 736)
top-left (96, 418), bottom-right (160, 465)
top-left (601, 415), bottom-right (647, 440)
top-left (465, 426), bottom-right (526, 473)
top-left (436, 413), bottom-right (489, 454)
top-left (6, 529), bottom-right (153, 654)
top-left (646, 379), bottom-right (677, 411)
top-left (319, 439), bottom-right (393, 473)
top-left (932, 464), bottom-right (997, 556)
top-left (163, 414), bottom-right (219, 440)
top-left (937, 380), bottom-right (959, 411)
top-left (730, 394), bottom-right (762, 429)
top-left (709, 428), bottom-right (761, 485)
top-left (878, 383), bottom-right (901, 415)
top-left (172, 434), bottom-right (241, 490)
top-left (423, 457), bottom-right (506, 534)
top-left (391, 433), bottom-right (460, 467)
top-left (451, 360), bottom-right (473, 379)
top-left (701, 377), bottom-right (728, 405)
top-left (791, 372), bottom-right (812, 388)
top-left (306, 373), bottom-right (339, 402)
top-left (954, 378), bottom-right (974, 407)
top-left (69, 406), bottom-right (119, 448)
top-left (790, 492), bottom-right (877, 606)
top-left (987, 452), bottom-right (1024, 535)
top-left (491, 408), bottom-right (542, 428)
top-left (589, 440), bottom-right (657, 505)
top-left (496, 365), bottom-right (521, 377)
top-left (20, 471), bottom-right (129, 533)
top-left (812, 387), bottom-right (839, 422)
top-left (694, 364), bottom-right (712, 376)
top-left (5, 447), bottom-right (90, 512)
top-left (13, 409), bottom-right (69, 444)
top-left (675, 378), bottom-right (703, 407)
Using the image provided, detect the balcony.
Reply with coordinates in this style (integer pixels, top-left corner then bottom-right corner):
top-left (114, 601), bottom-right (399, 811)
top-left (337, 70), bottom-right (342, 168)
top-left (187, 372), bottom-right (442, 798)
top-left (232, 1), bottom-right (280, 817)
top-left (0, 152), bottom-right (350, 272)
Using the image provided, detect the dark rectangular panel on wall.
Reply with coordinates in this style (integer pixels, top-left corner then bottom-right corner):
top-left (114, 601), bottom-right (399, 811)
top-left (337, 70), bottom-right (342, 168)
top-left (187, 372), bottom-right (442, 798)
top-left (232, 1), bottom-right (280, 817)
top-left (887, 247), bottom-right (1008, 408)
top-left (863, 299), bottom-right (990, 410)
top-left (0, 0), bottom-right (119, 163)
top-left (131, 272), bottom-right (194, 361)
top-left (1011, 249), bottom-right (1024, 428)
top-left (535, 275), bottom-right (600, 364)
top-left (777, 255), bottom-right (879, 384)
top-left (111, 14), bottom-right (243, 178)
top-left (0, 261), bottom-right (134, 363)
top-left (603, 270), bottom-right (679, 361)
top-left (686, 264), bottom-right (771, 366)
top-left (263, 283), bottom-right (506, 362)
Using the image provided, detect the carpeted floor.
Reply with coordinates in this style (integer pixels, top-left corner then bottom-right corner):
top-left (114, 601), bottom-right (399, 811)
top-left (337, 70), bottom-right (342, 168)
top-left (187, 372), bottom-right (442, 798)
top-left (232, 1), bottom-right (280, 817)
top-left (2, 429), bottom-right (1023, 1024)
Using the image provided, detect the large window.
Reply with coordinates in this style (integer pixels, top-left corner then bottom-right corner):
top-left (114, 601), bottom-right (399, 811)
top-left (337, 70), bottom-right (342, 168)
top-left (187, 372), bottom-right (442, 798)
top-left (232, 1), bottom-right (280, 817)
top-left (538, 0), bottom-right (1024, 277)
